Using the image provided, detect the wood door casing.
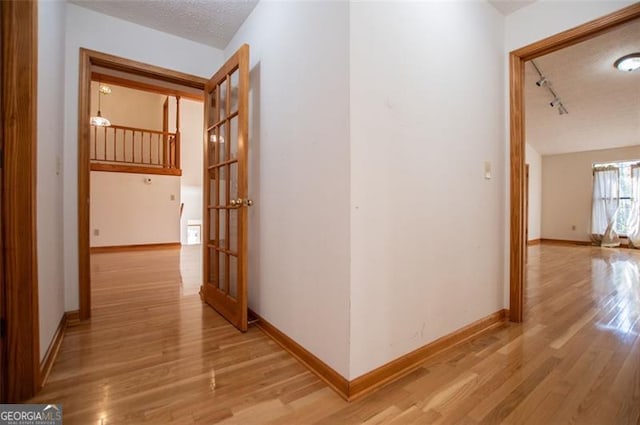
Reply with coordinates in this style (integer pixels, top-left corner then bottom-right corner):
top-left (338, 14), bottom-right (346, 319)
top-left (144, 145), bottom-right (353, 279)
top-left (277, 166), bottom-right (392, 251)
top-left (202, 45), bottom-right (250, 332)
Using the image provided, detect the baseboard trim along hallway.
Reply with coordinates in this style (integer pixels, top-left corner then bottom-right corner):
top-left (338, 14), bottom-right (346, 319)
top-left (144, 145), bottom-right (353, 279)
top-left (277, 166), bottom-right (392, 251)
top-left (251, 308), bottom-right (508, 401)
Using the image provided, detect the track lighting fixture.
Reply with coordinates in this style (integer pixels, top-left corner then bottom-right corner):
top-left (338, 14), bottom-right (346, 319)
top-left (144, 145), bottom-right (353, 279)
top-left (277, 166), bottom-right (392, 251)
top-left (536, 77), bottom-right (548, 87)
top-left (531, 60), bottom-right (568, 116)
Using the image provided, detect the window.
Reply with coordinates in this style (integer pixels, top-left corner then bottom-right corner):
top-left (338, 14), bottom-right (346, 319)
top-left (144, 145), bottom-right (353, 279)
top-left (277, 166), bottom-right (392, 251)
top-left (593, 160), bottom-right (638, 236)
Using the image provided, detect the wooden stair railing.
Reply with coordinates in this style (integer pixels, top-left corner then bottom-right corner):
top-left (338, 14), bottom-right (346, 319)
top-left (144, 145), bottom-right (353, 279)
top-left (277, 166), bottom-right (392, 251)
top-left (90, 124), bottom-right (181, 175)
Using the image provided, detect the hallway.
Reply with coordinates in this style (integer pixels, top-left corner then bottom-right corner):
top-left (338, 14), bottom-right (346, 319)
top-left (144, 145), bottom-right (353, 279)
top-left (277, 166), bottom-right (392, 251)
top-left (31, 244), bottom-right (640, 424)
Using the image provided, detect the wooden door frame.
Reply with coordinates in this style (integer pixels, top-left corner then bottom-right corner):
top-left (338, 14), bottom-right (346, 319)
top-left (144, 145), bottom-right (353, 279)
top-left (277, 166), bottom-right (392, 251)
top-left (1, 0), bottom-right (40, 401)
top-left (77, 49), bottom-right (207, 319)
top-left (509, 3), bottom-right (640, 322)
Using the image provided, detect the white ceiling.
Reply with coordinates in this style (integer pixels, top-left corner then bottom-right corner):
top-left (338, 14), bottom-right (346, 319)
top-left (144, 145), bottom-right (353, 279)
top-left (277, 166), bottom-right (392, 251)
top-left (488, 0), bottom-right (535, 16)
top-left (525, 18), bottom-right (640, 156)
top-left (69, 0), bottom-right (258, 50)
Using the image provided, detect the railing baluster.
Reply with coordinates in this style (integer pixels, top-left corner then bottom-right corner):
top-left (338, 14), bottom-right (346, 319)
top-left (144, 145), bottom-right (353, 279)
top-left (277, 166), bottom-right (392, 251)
top-left (103, 126), bottom-right (107, 160)
top-left (89, 124), bottom-right (179, 170)
top-left (93, 125), bottom-right (97, 160)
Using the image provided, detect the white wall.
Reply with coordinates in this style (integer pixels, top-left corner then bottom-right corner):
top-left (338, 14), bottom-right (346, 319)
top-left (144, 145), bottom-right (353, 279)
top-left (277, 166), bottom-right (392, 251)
top-left (225, 1), bottom-right (351, 377)
top-left (349, 1), bottom-right (505, 379)
top-left (526, 143), bottom-right (542, 241)
top-left (542, 146), bottom-right (640, 241)
top-left (38, 0), bottom-right (66, 360)
top-left (64, 3), bottom-right (224, 310)
top-left (90, 82), bottom-right (165, 130)
top-left (90, 172), bottom-right (181, 246)
top-left (167, 98), bottom-right (204, 245)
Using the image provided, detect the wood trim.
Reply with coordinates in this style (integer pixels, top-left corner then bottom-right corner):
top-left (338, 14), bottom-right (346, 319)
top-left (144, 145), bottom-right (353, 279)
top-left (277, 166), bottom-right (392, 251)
top-left (78, 49), bottom-right (207, 320)
top-left (65, 310), bottom-right (80, 325)
top-left (527, 239), bottom-right (541, 246)
top-left (249, 309), bottom-right (350, 401)
top-left (251, 308), bottom-right (507, 402)
top-left (348, 309), bottom-right (508, 401)
top-left (1, 0), bottom-right (40, 401)
top-left (83, 49), bottom-right (208, 89)
top-left (40, 314), bottom-right (66, 386)
top-left (90, 163), bottom-right (182, 176)
top-left (512, 4), bottom-right (640, 60)
top-left (92, 72), bottom-right (203, 102)
top-left (90, 242), bottom-right (181, 253)
top-left (39, 310), bottom-right (81, 387)
top-left (509, 3), bottom-right (640, 326)
top-left (539, 239), bottom-right (593, 246)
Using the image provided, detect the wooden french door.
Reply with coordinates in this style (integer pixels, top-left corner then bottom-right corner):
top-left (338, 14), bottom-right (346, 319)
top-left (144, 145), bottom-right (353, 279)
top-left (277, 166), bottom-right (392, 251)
top-left (202, 45), bottom-right (251, 331)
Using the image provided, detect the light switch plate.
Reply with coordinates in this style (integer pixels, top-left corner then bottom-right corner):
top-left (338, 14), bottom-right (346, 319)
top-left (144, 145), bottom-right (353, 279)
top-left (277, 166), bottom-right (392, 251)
top-left (484, 161), bottom-right (491, 180)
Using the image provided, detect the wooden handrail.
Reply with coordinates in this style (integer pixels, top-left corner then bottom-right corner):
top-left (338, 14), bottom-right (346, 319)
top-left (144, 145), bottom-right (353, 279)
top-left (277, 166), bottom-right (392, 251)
top-left (90, 123), bottom-right (180, 170)
top-left (108, 123), bottom-right (176, 137)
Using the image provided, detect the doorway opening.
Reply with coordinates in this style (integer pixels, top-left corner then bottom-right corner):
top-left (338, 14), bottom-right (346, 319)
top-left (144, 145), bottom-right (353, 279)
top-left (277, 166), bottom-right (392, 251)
top-left (78, 49), bottom-right (206, 320)
top-left (509, 4), bottom-right (640, 321)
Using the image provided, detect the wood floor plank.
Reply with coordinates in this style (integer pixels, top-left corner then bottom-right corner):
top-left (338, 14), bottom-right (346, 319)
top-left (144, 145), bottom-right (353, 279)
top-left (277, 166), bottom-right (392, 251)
top-left (29, 244), bottom-right (640, 424)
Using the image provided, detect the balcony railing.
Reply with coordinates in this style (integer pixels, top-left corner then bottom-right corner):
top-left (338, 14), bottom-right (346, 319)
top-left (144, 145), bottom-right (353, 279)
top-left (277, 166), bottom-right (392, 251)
top-left (90, 124), bottom-right (181, 175)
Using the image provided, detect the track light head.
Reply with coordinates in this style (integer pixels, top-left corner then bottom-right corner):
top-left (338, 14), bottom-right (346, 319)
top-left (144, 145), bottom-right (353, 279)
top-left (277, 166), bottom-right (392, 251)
top-left (558, 105), bottom-right (568, 115)
top-left (550, 98), bottom-right (561, 107)
top-left (536, 77), bottom-right (548, 87)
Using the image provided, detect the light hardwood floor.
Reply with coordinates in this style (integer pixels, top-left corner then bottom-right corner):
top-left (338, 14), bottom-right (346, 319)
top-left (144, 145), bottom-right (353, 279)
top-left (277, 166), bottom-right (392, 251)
top-left (31, 244), bottom-right (640, 424)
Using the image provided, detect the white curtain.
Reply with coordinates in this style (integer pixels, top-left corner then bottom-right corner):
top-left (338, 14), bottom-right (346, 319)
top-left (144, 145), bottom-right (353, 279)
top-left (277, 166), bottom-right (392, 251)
top-left (627, 165), bottom-right (640, 248)
top-left (591, 167), bottom-right (620, 247)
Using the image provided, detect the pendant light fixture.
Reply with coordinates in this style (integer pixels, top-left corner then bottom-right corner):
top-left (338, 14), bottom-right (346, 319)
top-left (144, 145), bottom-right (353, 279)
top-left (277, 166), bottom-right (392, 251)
top-left (90, 83), bottom-right (111, 127)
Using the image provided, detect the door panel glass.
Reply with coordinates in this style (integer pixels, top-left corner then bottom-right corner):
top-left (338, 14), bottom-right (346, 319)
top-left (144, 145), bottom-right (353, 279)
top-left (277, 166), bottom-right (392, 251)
top-left (218, 211), bottom-right (226, 247)
top-left (229, 210), bottom-right (238, 253)
top-left (229, 255), bottom-right (238, 299)
top-left (230, 70), bottom-right (239, 114)
top-left (230, 162), bottom-right (238, 203)
top-left (208, 130), bottom-right (217, 167)
top-left (208, 248), bottom-right (216, 284)
top-left (218, 122), bottom-right (227, 163)
top-left (230, 115), bottom-right (238, 160)
top-left (209, 210), bottom-right (216, 244)
top-left (219, 79), bottom-right (228, 120)
top-left (209, 176), bottom-right (219, 207)
top-left (208, 89), bottom-right (217, 128)
top-left (218, 251), bottom-right (226, 290)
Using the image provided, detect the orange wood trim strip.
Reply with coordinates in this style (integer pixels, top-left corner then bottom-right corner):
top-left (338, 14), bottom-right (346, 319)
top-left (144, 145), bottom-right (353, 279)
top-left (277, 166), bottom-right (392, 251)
top-left (40, 310), bottom-right (82, 387)
top-left (248, 309), bottom-right (350, 401)
top-left (90, 163), bottom-right (182, 176)
top-left (39, 313), bottom-right (67, 386)
top-left (348, 309), bottom-right (508, 401)
top-left (512, 4), bottom-right (640, 60)
top-left (91, 72), bottom-right (204, 102)
top-left (540, 239), bottom-right (591, 246)
top-left (509, 51), bottom-right (525, 324)
top-left (99, 124), bottom-right (176, 137)
top-left (2, 0), bottom-right (41, 401)
top-left (83, 48), bottom-right (207, 89)
top-left (527, 239), bottom-right (541, 246)
top-left (64, 310), bottom-right (80, 325)
top-left (90, 242), bottom-right (182, 254)
top-left (78, 48), bottom-right (92, 321)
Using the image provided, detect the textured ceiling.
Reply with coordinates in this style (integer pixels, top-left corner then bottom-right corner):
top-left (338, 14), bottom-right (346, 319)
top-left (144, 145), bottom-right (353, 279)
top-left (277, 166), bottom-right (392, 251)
top-left (525, 18), bottom-right (640, 156)
top-left (69, 0), bottom-right (258, 49)
top-left (488, 0), bottom-right (535, 16)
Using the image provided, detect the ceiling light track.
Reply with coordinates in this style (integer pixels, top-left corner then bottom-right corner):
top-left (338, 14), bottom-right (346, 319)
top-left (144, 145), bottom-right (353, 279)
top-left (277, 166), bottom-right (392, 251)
top-left (531, 60), bottom-right (568, 116)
